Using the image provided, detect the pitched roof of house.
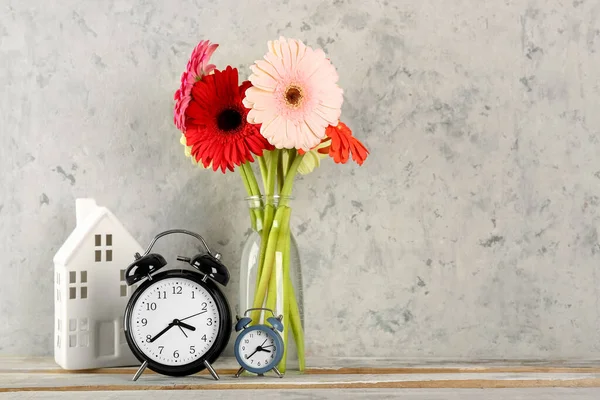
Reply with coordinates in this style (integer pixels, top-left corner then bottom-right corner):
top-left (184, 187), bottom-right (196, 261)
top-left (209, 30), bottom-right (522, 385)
top-left (53, 200), bottom-right (142, 266)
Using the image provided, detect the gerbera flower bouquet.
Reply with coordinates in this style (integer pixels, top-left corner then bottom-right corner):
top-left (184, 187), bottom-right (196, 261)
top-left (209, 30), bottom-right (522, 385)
top-left (173, 37), bottom-right (368, 372)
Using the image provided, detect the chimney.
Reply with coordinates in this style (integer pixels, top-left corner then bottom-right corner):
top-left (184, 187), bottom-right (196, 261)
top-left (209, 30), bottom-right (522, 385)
top-left (76, 198), bottom-right (98, 225)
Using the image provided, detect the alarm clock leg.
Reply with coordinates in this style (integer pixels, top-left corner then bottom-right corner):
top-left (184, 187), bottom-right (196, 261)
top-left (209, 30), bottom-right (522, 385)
top-left (132, 361), bottom-right (148, 381)
top-left (204, 360), bottom-right (220, 381)
top-left (272, 367), bottom-right (283, 378)
top-left (234, 367), bottom-right (245, 378)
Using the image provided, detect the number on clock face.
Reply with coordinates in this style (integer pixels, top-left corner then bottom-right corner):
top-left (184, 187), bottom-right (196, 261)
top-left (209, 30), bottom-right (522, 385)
top-left (131, 277), bottom-right (220, 366)
top-left (238, 329), bottom-right (277, 368)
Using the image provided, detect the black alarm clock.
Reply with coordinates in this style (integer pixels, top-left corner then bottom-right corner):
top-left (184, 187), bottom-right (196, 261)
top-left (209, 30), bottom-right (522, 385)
top-left (123, 229), bottom-right (232, 381)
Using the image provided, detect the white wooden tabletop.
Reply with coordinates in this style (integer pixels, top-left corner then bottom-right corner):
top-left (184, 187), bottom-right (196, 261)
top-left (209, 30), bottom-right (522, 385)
top-left (1, 357), bottom-right (600, 398)
top-left (1, 389), bottom-right (600, 399)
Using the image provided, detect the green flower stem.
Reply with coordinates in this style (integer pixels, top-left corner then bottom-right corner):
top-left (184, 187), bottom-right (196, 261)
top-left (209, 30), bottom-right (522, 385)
top-left (277, 157), bottom-right (284, 194)
top-left (253, 150), bottom-right (280, 291)
top-left (265, 258), bottom-right (277, 324)
top-left (250, 206), bottom-right (284, 323)
top-left (287, 150), bottom-right (297, 173)
top-left (280, 153), bottom-right (304, 199)
top-left (242, 162), bottom-right (262, 198)
top-left (255, 204), bottom-right (274, 283)
top-left (245, 162), bottom-right (267, 230)
top-left (267, 150), bottom-right (280, 196)
top-left (249, 150), bottom-right (306, 369)
top-left (280, 287), bottom-right (290, 373)
top-left (280, 205), bottom-right (305, 372)
top-left (239, 164), bottom-right (251, 194)
top-left (271, 205), bottom-right (291, 295)
top-left (281, 150), bottom-right (289, 178)
top-left (258, 205), bottom-right (305, 371)
top-left (287, 275), bottom-right (305, 371)
top-left (266, 207), bottom-right (287, 317)
top-left (252, 203), bottom-right (289, 325)
top-left (258, 155), bottom-right (268, 192)
top-left (238, 166), bottom-right (257, 231)
top-left (277, 206), bottom-right (291, 373)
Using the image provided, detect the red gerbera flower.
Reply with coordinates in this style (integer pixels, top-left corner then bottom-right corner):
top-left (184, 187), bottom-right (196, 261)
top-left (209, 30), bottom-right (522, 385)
top-left (183, 66), bottom-right (274, 173)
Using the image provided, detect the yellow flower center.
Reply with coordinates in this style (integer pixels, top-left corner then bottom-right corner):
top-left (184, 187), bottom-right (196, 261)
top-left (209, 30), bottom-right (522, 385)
top-left (284, 85), bottom-right (303, 108)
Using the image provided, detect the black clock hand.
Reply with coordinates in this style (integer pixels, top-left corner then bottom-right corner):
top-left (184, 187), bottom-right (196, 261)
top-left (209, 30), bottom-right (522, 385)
top-left (149, 321), bottom-right (176, 343)
top-left (177, 325), bottom-right (188, 338)
top-left (259, 348), bottom-right (272, 353)
top-left (261, 344), bottom-right (275, 349)
top-left (178, 310), bottom-right (207, 322)
top-left (176, 321), bottom-right (196, 331)
top-left (260, 339), bottom-right (268, 347)
top-left (245, 348), bottom-right (260, 359)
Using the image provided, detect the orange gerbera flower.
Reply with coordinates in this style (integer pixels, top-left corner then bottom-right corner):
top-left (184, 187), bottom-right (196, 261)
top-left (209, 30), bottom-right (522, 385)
top-left (318, 122), bottom-right (368, 165)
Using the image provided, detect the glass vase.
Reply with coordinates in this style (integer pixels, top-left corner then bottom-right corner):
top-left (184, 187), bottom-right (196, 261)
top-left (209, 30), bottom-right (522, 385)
top-left (239, 195), bottom-right (305, 372)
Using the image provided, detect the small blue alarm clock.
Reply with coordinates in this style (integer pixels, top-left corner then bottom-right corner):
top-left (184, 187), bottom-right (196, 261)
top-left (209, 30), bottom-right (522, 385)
top-left (233, 308), bottom-right (284, 378)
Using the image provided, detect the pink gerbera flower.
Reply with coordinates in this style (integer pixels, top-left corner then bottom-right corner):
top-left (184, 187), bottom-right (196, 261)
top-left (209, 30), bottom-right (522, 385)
top-left (174, 40), bottom-right (219, 131)
top-left (243, 37), bottom-right (344, 151)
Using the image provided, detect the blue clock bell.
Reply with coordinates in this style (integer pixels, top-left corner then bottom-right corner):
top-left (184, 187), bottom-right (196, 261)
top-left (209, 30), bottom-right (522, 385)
top-left (233, 308), bottom-right (284, 378)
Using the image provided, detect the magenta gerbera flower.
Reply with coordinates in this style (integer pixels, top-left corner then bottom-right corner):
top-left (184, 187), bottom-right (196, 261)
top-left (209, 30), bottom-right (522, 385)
top-left (174, 40), bottom-right (219, 131)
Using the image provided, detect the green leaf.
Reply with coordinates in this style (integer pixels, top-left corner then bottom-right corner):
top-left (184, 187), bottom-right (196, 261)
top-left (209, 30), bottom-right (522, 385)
top-left (297, 143), bottom-right (329, 175)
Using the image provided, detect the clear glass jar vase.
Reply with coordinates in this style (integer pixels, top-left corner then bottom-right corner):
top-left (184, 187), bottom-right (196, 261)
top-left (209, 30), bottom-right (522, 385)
top-left (239, 195), bottom-right (305, 372)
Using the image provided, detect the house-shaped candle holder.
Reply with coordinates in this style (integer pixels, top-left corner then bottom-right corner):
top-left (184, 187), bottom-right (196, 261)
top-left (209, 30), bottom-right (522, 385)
top-left (53, 198), bottom-right (143, 369)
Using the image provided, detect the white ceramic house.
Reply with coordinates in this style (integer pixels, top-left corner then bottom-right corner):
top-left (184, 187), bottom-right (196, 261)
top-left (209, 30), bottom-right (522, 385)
top-left (53, 198), bottom-right (142, 369)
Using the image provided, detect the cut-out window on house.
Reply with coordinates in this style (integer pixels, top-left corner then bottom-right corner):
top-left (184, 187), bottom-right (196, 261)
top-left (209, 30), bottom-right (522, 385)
top-left (120, 269), bottom-right (128, 297)
top-left (57, 319), bottom-right (61, 332)
top-left (119, 328), bottom-right (127, 345)
top-left (68, 270), bottom-right (87, 300)
top-left (65, 319), bottom-right (90, 348)
top-left (56, 272), bottom-right (60, 285)
top-left (57, 335), bottom-right (61, 348)
top-left (128, 284), bottom-right (138, 297)
top-left (95, 233), bottom-right (113, 262)
top-left (79, 332), bottom-right (89, 347)
top-left (56, 289), bottom-right (60, 302)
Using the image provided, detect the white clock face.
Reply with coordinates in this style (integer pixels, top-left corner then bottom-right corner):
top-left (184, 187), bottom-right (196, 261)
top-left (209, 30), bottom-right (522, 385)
top-left (130, 277), bottom-right (220, 366)
top-left (238, 328), bottom-right (278, 369)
